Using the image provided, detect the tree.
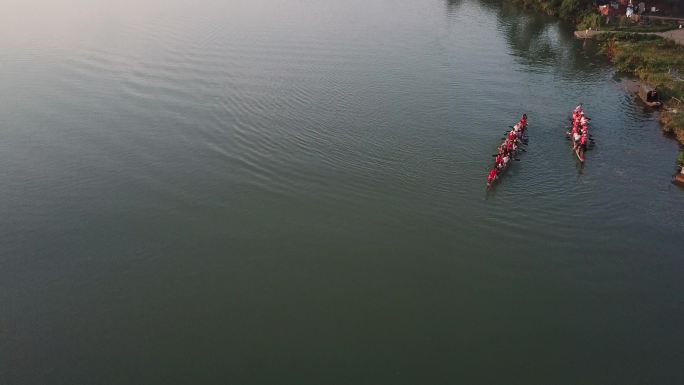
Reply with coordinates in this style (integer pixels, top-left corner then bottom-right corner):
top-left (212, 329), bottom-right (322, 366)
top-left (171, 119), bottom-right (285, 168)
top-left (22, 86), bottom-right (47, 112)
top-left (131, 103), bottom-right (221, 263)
top-left (559, 0), bottom-right (581, 19)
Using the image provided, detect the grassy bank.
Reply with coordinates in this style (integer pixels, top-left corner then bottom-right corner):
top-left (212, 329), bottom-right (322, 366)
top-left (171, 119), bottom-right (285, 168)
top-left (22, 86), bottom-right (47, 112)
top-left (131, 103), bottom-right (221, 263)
top-left (596, 33), bottom-right (684, 143)
top-left (603, 22), bottom-right (680, 33)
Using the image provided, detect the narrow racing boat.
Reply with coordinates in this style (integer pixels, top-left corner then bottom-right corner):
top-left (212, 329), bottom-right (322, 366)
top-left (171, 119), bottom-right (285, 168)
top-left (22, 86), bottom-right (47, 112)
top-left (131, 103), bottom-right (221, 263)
top-left (486, 114), bottom-right (528, 187)
top-left (567, 105), bottom-right (591, 164)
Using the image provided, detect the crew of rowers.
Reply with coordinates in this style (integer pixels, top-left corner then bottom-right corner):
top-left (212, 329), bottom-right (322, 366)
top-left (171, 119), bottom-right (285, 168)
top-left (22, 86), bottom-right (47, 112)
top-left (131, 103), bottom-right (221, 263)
top-left (487, 114), bottom-right (528, 185)
top-left (570, 104), bottom-right (590, 158)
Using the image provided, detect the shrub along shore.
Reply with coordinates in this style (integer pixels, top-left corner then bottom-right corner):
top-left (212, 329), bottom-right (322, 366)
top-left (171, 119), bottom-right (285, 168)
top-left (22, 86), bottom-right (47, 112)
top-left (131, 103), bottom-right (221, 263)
top-left (507, 0), bottom-right (679, 30)
top-left (506, 0), bottom-right (601, 27)
top-left (597, 33), bottom-right (684, 144)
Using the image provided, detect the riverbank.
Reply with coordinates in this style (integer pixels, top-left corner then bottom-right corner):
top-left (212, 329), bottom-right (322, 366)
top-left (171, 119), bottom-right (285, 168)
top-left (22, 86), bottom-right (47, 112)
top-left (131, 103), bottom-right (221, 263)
top-left (574, 27), bottom-right (684, 45)
top-left (595, 32), bottom-right (684, 144)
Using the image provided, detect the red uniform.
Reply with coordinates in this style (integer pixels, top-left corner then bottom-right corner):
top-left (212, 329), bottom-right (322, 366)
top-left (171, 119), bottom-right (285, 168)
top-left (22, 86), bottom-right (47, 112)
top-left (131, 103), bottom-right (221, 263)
top-left (508, 131), bottom-right (517, 141)
top-left (487, 168), bottom-right (498, 183)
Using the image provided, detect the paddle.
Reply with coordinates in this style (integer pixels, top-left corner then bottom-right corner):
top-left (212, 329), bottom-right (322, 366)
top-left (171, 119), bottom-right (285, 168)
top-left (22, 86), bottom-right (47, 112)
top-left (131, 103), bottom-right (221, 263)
top-left (502, 134), bottom-right (527, 140)
top-left (501, 132), bottom-right (522, 137)
top-left (490, 153), bottom-right (520, 160)
top-left (501, 139), bottom-right (528, 145)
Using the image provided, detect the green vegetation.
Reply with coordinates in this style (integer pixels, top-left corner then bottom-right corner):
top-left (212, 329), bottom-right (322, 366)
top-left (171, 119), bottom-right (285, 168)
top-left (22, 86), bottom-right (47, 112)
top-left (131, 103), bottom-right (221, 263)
top-left (604, 19), bottom-right (680, 32)
top-left (577, 12), bottom-right (602, 29)
top-left (507, 0), bottom-right (594, 23)
top-left (576, 11), bottom-right (680, 31)
top-left (511, 0), bottom-right (682, 31)
top-left (559, 0), bottom-right (581, 19)
top-left (596, 33), bottom-right (684, 143)
top-left (608, 23), bottom-right (679, 32)
top-left (507, 0), bottom-right (609, 31)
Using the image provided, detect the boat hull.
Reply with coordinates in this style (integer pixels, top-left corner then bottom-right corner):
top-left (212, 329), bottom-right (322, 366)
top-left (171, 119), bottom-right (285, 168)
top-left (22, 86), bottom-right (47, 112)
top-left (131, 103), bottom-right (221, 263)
top-left (486, 127), bottom-right (527, 188)
top-left (674, 173), bottom-right (684, 186)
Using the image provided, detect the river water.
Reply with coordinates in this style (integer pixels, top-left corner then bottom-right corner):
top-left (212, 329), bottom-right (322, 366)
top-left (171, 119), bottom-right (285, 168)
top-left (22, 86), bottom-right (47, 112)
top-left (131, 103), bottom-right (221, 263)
top-left (1, 0), bottom-right (683, 383)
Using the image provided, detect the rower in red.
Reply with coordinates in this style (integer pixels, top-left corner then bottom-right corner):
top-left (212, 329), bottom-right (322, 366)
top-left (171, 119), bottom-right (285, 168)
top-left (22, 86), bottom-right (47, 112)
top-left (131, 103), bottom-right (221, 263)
top-left (580, 134), bottom-right (588, 154)
top-left (487, 168), bottom-right (498, 185)
top-left (506, 140), bottom-right (516, 152)
top-left (508, 130), bottom-right (517, 142)
top-left (495, 153), bottom-right (504, 169)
